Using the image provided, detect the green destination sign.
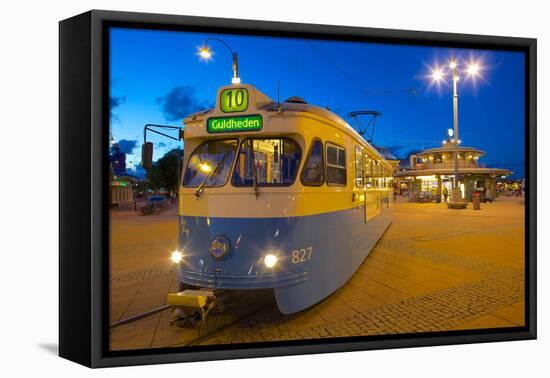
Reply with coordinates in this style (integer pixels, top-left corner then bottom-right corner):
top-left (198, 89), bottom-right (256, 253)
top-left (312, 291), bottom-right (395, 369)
top-left (207, 115), bottom-right (263, 133)
top-left (220, 88), bottom-right (249, 112)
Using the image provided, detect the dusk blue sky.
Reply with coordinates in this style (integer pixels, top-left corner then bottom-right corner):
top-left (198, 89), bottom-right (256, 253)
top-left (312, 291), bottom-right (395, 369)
top-left (109, 27), bottom-right (525, 178)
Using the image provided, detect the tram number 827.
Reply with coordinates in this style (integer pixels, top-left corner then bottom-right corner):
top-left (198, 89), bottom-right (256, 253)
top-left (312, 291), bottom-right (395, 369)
top-left (291, 247), bottom-right (313, 264)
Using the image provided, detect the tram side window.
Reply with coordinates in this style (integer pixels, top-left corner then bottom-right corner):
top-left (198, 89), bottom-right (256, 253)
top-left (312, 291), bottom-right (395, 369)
top-left (232, 138), bottom-right (302, 186)
top-left (355, 146), bottom-right (365, 187)
top-left (365, 157), bottom-right (373, 187)
top-left (381, 165), bottom-right (386, 188)
top-left (374, 161), bottom-right (380, 187)
top-left (326, 144), bottom-right (347, 186)
top-left (301, 139), bottom-right (324, 186)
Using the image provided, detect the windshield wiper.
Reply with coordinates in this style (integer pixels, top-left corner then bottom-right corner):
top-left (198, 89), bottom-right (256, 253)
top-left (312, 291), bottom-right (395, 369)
top-left (251, 145), bottom-right (260, 199)
top-left (194, 155), bottom-right (228, 198)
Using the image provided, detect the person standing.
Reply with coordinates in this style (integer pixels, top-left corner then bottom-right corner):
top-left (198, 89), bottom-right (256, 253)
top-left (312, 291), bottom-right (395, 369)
top-left (443, 186), bottom-right (449, 203)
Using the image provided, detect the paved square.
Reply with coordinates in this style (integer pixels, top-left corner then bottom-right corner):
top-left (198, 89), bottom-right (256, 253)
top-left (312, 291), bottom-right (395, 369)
top-left (109, 197), bottom-right (525, 350)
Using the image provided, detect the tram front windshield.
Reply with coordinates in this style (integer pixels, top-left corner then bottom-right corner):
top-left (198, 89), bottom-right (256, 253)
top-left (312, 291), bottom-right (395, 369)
top-left (183, 139), bottom-right (238, 187)
top-left (232, 138), bottom-right (301, 186)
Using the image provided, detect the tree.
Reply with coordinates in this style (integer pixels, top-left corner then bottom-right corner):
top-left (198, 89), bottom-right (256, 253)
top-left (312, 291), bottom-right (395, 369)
top-left (146, 148), bottom-right (183, 194)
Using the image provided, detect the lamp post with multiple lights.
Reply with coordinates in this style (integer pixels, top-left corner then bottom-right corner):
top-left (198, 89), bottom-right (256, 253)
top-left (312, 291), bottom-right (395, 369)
top-left (430, 58), bottom-right (481, 207)
top-left (198, 38), bottom-right (241, 84)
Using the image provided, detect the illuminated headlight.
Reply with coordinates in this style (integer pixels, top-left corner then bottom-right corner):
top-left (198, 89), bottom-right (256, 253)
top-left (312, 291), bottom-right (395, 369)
top-left (209, 235), bottom-right (231, 260)
top-left (171, 250), bottom-right (183, 264)
top-left (264, 254), bottom-right (278, 268)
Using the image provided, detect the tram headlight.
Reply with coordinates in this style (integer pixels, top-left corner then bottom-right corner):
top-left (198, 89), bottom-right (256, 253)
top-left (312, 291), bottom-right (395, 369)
top-left (264, 254), bottom-right (278, 268)
top-left (209, 235), bottom-right (231, 260)
top-left (171, 250), bottom-right (183, 264)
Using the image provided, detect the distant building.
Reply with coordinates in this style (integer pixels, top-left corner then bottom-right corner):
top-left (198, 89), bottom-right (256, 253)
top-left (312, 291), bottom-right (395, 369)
top-left (394, 133), bottom-right (511, 202)
top-left (110, 143), bottom-right (127, 177)
top-left (374, 146), bottom-right (401, 175)
top-left (110, 179), bottom-right (133, 208)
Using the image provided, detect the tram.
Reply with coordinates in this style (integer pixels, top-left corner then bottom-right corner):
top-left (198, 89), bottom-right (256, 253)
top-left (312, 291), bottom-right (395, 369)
top-left (170, 83), bottom-right (393, 315)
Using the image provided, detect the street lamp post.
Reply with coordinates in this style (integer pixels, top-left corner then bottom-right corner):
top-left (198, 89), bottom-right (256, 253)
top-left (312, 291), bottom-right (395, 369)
top-left (198, 38), bottom-right (241, 84)
top-left (450, 59), bottom-right (460, 197)
top-left (430, 58), bottom-right (481, 208)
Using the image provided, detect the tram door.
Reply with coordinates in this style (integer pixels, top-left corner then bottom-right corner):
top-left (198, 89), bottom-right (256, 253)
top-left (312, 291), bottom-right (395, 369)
top-left (365, 191), bottom-right (381, 222)
top-left (383, 171), bottom-right (394, 209)
top-left (354, 147), bottom-right (367, 223)
top-left (363, 154), bottom-right (381, 223)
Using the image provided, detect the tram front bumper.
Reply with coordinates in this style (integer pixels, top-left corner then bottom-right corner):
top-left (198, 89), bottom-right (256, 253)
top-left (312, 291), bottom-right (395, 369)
top-left (166, 289), bottom-right (214, 308)
top-left (178, 268), bottom-right (309, 290)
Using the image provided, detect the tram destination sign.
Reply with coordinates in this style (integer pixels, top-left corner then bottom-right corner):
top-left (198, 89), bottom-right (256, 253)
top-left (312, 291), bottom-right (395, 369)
top-left (220, 88), bottom-right (249, 112)
top-left (207, 115), bottom-right (263, 133)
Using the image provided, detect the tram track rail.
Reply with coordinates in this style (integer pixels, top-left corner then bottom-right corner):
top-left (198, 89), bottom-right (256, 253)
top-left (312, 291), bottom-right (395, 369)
top-left (109, 290), bottom-right (277, 347)
top-left (110, 304), bottom-right (172, 328)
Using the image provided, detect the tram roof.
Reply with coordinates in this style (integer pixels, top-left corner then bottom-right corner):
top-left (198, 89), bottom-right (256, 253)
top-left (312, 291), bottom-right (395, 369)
top-left (184, 83), bottom-right (388, 163)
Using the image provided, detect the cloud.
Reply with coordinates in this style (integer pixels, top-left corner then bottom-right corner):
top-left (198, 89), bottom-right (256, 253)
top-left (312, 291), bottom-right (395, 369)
top-left (110, 95), bottom-right (126, 121)
top-left (156, 142), bottom-right (167, 148)
top-left (156, 86), bottom-right (213, 122)
top-left (117, 139), bottom-right (138, 154)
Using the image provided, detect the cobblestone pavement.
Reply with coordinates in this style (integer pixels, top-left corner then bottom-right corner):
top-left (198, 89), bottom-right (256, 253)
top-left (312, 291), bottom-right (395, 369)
top-left (109, 197), bottom-right (525, 350)
top-left (199, 198), bottom-right (525, 345)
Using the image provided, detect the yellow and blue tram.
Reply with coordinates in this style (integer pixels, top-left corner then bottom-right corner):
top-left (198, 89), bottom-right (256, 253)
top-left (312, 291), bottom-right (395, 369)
top-left (172, 84), bottom-right (393, 314)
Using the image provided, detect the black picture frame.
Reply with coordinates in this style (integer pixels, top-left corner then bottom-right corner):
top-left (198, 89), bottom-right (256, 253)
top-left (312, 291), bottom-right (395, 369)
top-left (59, 9), bottom-right (537, 368)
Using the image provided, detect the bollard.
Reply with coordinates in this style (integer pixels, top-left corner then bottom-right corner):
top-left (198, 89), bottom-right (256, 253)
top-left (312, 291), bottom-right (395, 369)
top-left (473, 192), bottom-right (481, 210)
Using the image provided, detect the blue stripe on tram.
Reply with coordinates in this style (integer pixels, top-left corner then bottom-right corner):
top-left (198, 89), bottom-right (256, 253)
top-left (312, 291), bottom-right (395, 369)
top-left (177, 206), bottom-right (392, 314)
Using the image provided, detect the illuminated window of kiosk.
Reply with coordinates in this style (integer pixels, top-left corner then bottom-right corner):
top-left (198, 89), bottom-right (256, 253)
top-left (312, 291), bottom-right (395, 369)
top-left (207, 115), bottom-right (263, 133)
top-left (220, 88), bottom-right (249, 112)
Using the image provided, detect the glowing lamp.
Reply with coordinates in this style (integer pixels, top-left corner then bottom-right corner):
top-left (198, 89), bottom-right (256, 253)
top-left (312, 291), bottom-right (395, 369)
top-left (431, 68), bottom-right (444, 82)
top-left (171, 250), bottom-right (183, 264)
top-left (198, 46), bottom-right (212, 60)
top-left (467, 63), bottom-right (480, 77)
top-left (264, 254), bottom-right (278, 268)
